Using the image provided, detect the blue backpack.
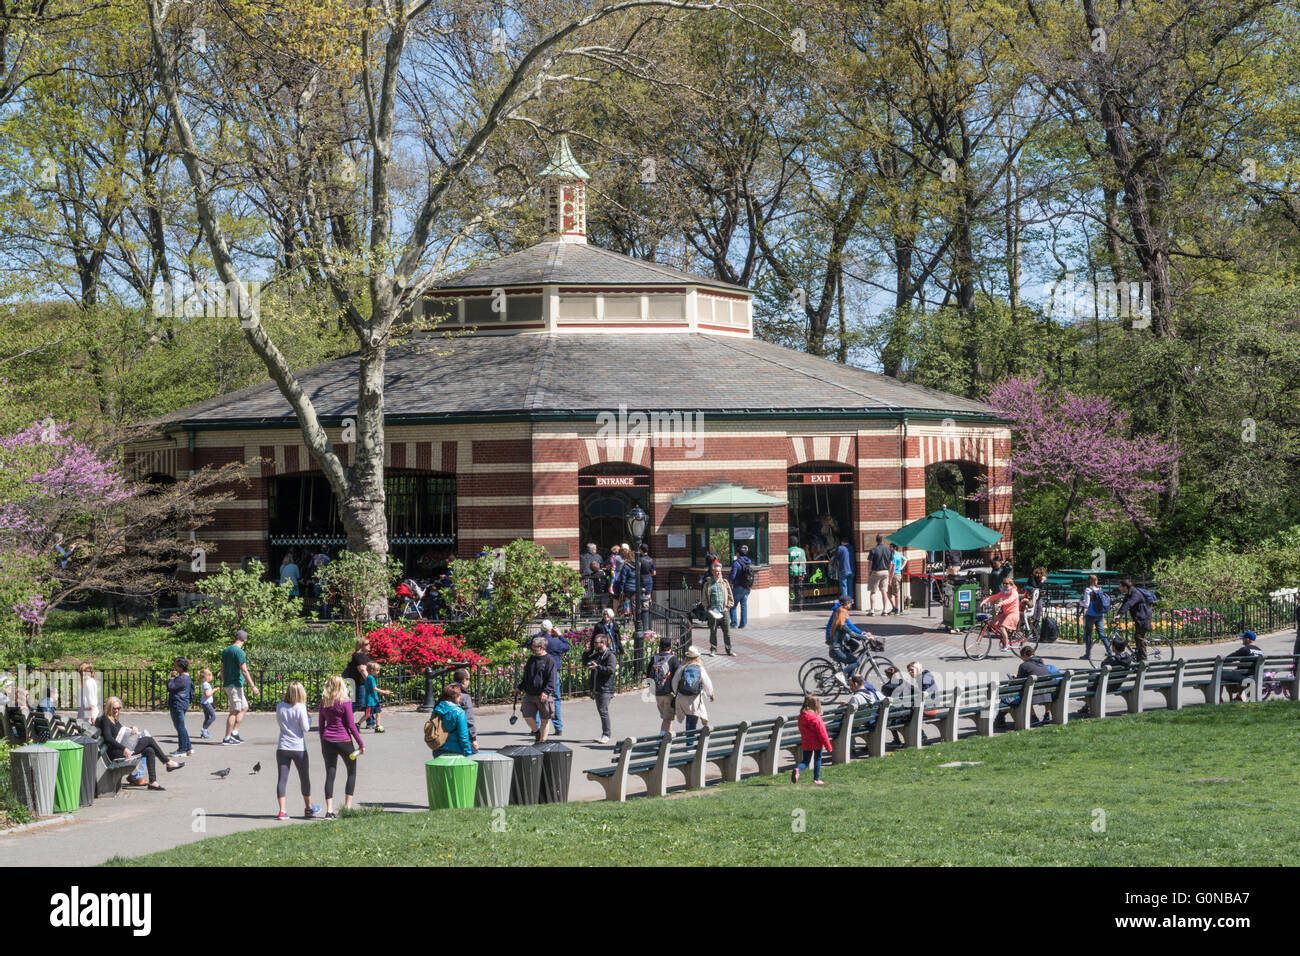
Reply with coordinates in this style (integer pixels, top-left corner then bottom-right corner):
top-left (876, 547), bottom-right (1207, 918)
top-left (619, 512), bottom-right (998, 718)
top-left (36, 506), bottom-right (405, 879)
top-left (678, 664), bottom-right (703, 697)
top-left (1046, 664), bottom-right (1062, 676)
top-left (1136, 587), bottom-right (1157, 607)
top-left (1089, 589), bottom-right (1112, 615)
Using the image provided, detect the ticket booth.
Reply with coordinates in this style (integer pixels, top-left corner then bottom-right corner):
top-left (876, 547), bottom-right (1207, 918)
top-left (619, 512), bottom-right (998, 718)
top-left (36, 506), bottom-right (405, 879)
top-left (944, 580), bottom-right (978, 630)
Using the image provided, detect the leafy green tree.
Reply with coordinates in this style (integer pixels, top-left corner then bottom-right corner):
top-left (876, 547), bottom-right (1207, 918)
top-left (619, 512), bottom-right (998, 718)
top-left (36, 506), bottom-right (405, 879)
top-left (316, 551), bottom-right (403, 640)
top-left (447, 539), bottom-right (582, 653)
top-left (171, 559), bottom-right (302, 644)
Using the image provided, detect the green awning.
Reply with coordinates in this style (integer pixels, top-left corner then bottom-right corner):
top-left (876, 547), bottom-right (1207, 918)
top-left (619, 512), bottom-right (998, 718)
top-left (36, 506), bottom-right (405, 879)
top-left (672, 484), bottom-right (787, 512)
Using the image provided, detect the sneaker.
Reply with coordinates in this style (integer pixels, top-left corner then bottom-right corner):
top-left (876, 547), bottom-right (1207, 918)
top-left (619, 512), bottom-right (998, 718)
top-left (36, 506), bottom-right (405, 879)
top-left (325, 811), bottom-right (337, 819)
top-left (726, 649), bottom-right (735, 656)
top-left (277, 811), bottom-right (290, 820)
top-left (834, 673), bottom-right (849, 688)
top-left (304, 805), bottom-right (322, 818)
top-left (594, 736), bottom-right (610, 744)
top-left (791, 766), bottom-right (800, 784)
top-left (231, 732), bottom-right (243, 742)
top-left (199, 730), bottom-right (211, 739)
top-left (375, 725), bottom-right (385, 734)
top-left (169, 749), bottom-right (188, 756)
top-left (813, 779), bottom-right (825, 785)
top-left (708, 648), bottom-right (717, 656)
top-left (223, 736), bottom-right (242, 745)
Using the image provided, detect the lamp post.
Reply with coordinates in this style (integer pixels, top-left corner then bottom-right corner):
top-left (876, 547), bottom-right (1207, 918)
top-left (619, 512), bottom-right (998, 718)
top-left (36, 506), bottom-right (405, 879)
top-left (626, 504), bottom-right (648, 668)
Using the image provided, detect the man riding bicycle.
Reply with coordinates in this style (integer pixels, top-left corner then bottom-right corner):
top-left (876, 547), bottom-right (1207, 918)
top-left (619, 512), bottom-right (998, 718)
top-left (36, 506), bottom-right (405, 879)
top-left (978, 575), bottom-right (1021, 652)
top-left (826, 596), bottom-right (870, 686)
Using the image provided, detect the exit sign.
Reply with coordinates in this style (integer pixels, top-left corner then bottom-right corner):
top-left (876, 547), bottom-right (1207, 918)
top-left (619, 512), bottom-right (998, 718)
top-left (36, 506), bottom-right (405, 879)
top-left (799, 473), bottom-right (851, 484)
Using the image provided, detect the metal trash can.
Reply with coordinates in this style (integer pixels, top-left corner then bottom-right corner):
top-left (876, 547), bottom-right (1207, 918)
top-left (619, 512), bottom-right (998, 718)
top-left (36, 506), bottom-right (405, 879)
top-left (9, 745), bottom-right (59, 816)
top-left (425, 756), bottom-right (478, 810)
top-left (468, 751), bottom-right (514, 808)
top-left (534, 742), bottom-right (572, 804)
top-left (41, 739), bottom-right (84, 813)
top-left (70, 736), bottom-right (98, 808)
top-left (498, 745), bottom-right (542, 806)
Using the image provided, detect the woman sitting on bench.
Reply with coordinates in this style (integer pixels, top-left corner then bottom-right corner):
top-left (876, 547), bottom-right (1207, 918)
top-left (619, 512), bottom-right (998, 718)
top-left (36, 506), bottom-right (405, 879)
top-left (96, 697), bottom-right (185, 791)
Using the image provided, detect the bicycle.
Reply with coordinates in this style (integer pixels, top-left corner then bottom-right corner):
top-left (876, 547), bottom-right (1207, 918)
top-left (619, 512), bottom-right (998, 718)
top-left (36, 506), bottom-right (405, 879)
top-left (800, 638), bottom-right (896, 702)
top-left (1090, 617), bottom-right (1176, 666)
top-left (962, 612), bottom-right (1034, 661)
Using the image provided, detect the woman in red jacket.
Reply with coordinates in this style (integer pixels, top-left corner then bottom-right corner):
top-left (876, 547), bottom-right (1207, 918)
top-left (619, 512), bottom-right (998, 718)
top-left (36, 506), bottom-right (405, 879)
top-left (792, 694), bottom-right (833, 785)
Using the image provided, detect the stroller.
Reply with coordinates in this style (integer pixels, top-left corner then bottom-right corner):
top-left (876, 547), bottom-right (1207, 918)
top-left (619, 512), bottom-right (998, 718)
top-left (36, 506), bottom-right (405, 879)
top-left (1261, 669), bottom-right (1295, 700)
top-left (393, 578), bottom-right (428, 621)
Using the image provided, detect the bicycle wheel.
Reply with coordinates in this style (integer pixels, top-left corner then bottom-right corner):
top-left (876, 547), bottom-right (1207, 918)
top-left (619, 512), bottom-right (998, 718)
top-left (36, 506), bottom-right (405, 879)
top-left (1142, 635), bottom-right (1177, 663)
top-left (859, 654), bottom-right (896, 686)
top-left (964, 625), bottom-right (991, 661)
top-left (806, 663), bottom-right (845, 701)
top-left (798, 657), bottom-right (832, 689)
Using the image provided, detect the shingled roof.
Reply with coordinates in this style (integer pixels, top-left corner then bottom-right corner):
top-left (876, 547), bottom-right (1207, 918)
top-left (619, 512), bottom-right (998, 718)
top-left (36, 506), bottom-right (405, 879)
top-left (434, 241), bottom-right (750, 293)
top-left (155, 333), bottom-right (1000, 428)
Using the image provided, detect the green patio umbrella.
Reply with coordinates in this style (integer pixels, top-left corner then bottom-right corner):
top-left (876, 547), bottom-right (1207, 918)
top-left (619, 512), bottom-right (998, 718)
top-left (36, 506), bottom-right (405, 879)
top-left (888, 504), bottom-right (1003, 551)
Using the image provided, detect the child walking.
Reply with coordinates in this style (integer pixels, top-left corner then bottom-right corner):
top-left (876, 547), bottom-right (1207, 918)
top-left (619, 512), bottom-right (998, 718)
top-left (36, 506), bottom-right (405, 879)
top-left (197, 667), bottom-right (217, 739)
top-left (363, 662), bottom-right (393, 732)
top-left (792, 694), bottom-right (833, 785)
top-left (166, 657), bottom-right (193, 756)
top-left (275, 682), bottom-right (320, 820)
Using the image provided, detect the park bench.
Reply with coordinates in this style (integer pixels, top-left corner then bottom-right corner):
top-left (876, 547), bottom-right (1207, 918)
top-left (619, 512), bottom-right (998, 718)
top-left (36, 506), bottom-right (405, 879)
top-left (779, 705), bottom-right (848, 766)
top-left (926, 681), bottom-right (1001, 740)
top-left (1260, 654), bottom-right (1299, 700)
top-left (586, 721), bottom-right (761, 801)
top-left (81, 728), bottom-right (142, 797)
top-left (1220, 654), bottom-right (1267, 702)
top-left (1, 706), bottom-right (24, 744)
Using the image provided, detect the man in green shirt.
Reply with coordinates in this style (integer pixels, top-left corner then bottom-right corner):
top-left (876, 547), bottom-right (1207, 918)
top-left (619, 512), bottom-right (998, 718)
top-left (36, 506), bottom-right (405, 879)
top-left (788, 538), bottom-right (808, 610)
top-left (221, 629), bottom-right (259, 745)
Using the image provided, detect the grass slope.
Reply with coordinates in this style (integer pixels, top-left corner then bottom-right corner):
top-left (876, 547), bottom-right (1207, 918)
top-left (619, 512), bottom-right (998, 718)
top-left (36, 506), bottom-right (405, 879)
top-left (121, 701), bottom-right (1300, 867)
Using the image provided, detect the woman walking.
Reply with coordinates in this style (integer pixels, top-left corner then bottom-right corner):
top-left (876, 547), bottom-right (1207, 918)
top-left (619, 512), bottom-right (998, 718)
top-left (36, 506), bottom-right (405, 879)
top-left (76, 662), bottom-right (99, 723)
top-left (96, 697), bottom-right (184, 791)
top-left (1078, 574), bottom-right (1111, 660)
top-left (318, 675), bottom-right (364, 818)
top-left (275, 682), bottom-right (320, 820)
top-left (671, 646), bottom-right (715, 731)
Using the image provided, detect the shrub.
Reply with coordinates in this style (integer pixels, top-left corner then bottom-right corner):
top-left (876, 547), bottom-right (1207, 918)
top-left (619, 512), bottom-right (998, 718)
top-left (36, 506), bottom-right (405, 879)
top-left (365, 621), bottom-right (488, 672)
top-left (446, 539), bottom-right (583, 650)
top-left (317, 551), bottom-right (402, 639)
top-left (171, 560), bottom-right (302, 644)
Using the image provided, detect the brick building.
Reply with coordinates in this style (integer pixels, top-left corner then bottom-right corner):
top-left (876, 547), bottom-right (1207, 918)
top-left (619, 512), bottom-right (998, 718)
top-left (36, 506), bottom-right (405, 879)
top-left (133, 138), bottom-right (1012, 618)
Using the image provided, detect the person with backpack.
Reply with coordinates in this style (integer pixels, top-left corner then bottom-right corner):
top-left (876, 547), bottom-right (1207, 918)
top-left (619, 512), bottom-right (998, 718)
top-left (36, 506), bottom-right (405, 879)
top-left (825, 597), bottom-right (867, 686)
top-left (672, 646), bottom-right (714, 731)
top-left (1078, 575), bottom-right (1112, 661)
top-left (582, 633), bottom-right (618, 744)
top-left (426, 684), bottom-right (473, 756)
top-left (1112, 579), bottom-right (1155, 662)
top-left (791, 694), bottom-right (833, 785)
top-left (646, 636), bottom-right (681, 734)
top-left (701, 562), bottom-right (735, 655)
top-left (729, 545), bottom-right (754, 629)
top-left (518, 637), bottom-right (559, 744)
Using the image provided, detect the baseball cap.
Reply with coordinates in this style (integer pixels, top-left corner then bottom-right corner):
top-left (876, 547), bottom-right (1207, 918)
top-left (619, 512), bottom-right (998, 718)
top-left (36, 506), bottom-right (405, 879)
top-left (1241, 631), bottom-right (1257, 642)
top-left (541, 619), bottom-right (554, 632)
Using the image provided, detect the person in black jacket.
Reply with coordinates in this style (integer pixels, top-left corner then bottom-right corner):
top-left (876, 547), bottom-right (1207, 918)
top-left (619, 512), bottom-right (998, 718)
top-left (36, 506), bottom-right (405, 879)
top-left (592, 607), bottom-right (622, 656)
top-left (1223, 632), bottom-right (1264, 700)
top-left (97, 696), bottom-right (184, 790)
top-left (165, 657), bottom-right (193, 757)
top-left (518, 638), bottom-right (559, 744)
top-left (582, 633), bottom-right (618, 744)
top-left (1012, 645), bottom-right (1055, 725)
top-left (1112, 579), bottom-right (1154, 661)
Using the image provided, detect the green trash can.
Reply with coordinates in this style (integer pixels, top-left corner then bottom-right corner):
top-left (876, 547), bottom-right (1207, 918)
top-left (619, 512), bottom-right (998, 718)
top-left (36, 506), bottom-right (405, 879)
top-left (425, 756), bottom-right (478, 810)
top-left (42, 740), bottom-right (84, 813)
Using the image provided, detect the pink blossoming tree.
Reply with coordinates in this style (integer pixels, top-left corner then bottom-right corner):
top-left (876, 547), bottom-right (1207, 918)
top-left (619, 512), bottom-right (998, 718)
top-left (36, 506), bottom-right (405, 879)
top-left (984, 375), bottom-right (1180, 545)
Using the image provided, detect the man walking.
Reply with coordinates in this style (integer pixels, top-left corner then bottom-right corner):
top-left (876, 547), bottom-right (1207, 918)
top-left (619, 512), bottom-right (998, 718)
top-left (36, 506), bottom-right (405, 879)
top-left (702, 562), bottom-right (735, 655)
top-left (582, 633), bottom-right (617, 744)
top-left (729, 545), bottom-right (754, 629)
top-left (221, 629), bottom-right (259, 745)
top-left (1112, 579), bottom-right (1155, 661)
top-left (866, 534), bottom-right (892, 615)
top-left (836, 539), bottom-right (855, 603)
top-left (646, 636), bottom-right (680, 734)
top-left (529, 619), bottom-right (570, 737)
top-left (518, 638), bottom-right (558, 744)
top-left (888, 542), bottom-right (906, 615)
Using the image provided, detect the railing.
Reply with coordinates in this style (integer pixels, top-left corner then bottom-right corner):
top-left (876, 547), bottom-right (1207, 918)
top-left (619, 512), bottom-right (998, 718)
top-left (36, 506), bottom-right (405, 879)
top-left (1040, 593), bottom-right (1297, 644)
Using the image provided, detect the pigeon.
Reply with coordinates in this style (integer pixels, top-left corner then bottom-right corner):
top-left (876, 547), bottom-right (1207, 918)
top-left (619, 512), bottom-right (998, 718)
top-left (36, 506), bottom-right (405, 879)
top-left (212, 768), bottom-right (231, 778)
top-left (250, 762), bottom-right (261, 775)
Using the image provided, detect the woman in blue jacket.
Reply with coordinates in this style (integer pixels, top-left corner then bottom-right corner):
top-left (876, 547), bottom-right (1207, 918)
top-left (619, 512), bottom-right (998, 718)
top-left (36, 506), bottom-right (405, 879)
top-left (430, 685), bottom-right (473, 757)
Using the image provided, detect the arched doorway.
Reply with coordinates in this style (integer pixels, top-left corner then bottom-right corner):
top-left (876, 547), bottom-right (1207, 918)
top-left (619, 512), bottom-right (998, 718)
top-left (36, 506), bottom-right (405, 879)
top-left (578, 463), bottom-right (651, 556)
top-left (924, 460), bottom-right (984, 520)
top-left (787, 463), bottom-right (854, 606)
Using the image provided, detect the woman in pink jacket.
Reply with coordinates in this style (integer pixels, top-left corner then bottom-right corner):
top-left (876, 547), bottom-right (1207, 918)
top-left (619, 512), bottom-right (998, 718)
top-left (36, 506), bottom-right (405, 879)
top-left (792, 694), bottom-right (833, 785)
top-left (979, 576), bottom-right (1021, 651)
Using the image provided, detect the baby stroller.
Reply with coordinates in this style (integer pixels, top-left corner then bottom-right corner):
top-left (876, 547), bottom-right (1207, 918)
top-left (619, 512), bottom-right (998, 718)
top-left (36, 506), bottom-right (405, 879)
top-left (1261, 669), bottom-right (1295, 700)
top-left (393, 578), bottom-right (428, 622)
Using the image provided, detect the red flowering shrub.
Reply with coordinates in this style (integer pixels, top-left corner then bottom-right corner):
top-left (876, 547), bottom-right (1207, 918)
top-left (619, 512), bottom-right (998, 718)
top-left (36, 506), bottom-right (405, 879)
top-left (365, 621), bottom-right (489, 672)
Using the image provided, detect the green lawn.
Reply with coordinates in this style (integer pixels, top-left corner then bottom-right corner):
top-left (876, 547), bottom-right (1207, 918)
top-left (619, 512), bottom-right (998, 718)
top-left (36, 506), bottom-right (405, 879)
top-left (120, 701), bottom-right (1300, 866)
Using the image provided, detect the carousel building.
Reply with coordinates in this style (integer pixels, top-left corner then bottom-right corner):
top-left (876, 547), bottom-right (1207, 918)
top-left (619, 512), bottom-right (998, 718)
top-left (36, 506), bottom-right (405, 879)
top-left (133, 138), bottom-right (1013, 618)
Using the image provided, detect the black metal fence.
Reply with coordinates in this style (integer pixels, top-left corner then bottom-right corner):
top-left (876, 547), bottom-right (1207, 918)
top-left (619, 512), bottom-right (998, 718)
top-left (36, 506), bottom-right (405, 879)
top-left (4, 602), bottom-right (697, 715)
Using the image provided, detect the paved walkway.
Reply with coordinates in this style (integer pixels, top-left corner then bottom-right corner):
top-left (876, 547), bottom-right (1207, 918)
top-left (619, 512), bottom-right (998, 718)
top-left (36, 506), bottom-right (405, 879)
top-left (7, 608), bottom-right (1296, 865)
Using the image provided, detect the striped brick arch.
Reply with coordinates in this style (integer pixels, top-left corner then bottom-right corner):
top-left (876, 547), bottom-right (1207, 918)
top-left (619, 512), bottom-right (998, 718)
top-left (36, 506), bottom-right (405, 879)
top-left (126, 447), bottom-right (178, 480)
top-left (580, 438), bottom-right (651, 468)
top-left (789, 436), bottom-right (853, 466)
